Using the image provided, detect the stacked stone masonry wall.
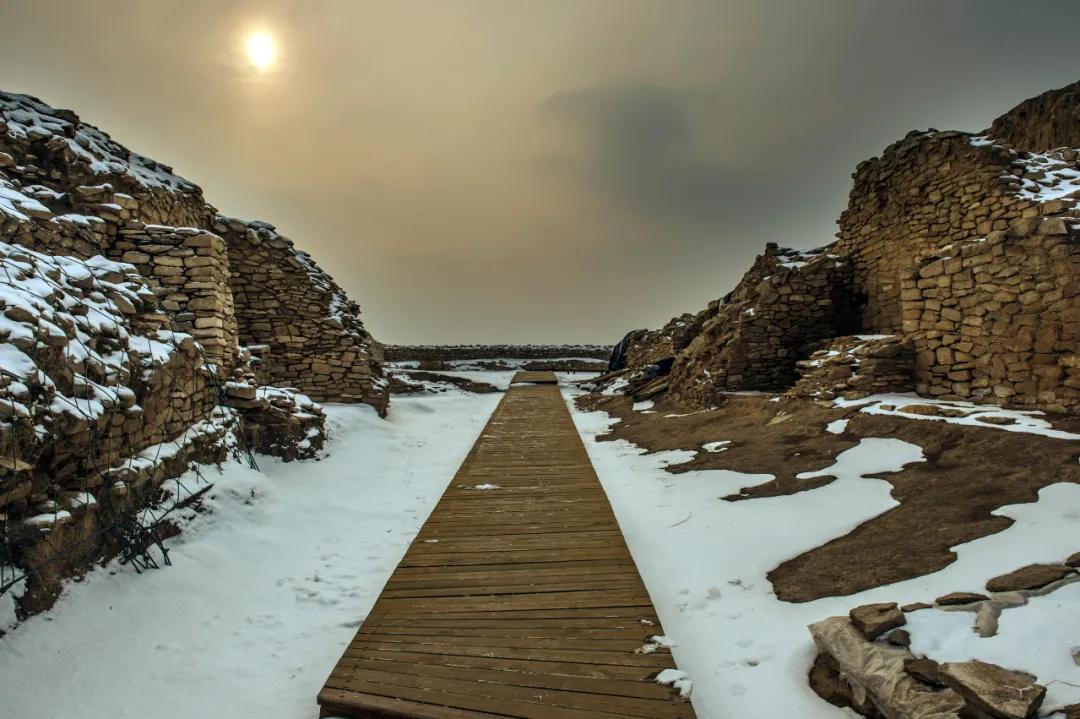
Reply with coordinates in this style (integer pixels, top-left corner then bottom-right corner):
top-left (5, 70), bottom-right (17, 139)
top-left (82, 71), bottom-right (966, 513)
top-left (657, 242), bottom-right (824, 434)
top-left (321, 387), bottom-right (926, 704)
top-left (902, 215), bottom-right (1080, 412)
top-left (790, 335), bottom-right (915, 401)
top-left (382, 345), bottom-right (612, 362)
top-left (0, 91), bottom-right (391, 616)
top-left (109, 225), bottom-right (238, 366)
top-left (667, 245), bottom-right (858, 409)
top-left (216, 217), bottom-right (388, 414)
top-left (835, 131), bottom-right (1041, 333)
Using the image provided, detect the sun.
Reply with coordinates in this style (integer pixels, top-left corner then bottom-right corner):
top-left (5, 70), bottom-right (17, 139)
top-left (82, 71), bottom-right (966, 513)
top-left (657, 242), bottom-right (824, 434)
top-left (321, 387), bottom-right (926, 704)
top-left (247, 32), bottom-right (275, 69)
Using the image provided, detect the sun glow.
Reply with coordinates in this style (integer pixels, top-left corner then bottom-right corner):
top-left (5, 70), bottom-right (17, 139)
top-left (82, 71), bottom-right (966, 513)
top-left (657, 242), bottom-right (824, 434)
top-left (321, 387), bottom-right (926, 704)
top-left (247, 32), bottom-right (275, 69)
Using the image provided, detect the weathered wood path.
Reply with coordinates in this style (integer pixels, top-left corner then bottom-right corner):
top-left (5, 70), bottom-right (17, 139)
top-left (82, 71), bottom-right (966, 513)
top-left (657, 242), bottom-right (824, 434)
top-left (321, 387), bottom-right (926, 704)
top-left (318, 372), bottom-right (695, 718)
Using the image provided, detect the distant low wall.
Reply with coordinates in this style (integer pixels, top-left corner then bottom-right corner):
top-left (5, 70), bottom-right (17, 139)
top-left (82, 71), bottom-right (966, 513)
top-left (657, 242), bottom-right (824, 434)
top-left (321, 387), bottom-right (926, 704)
top-left (380, 345), bottom-right (612, 362)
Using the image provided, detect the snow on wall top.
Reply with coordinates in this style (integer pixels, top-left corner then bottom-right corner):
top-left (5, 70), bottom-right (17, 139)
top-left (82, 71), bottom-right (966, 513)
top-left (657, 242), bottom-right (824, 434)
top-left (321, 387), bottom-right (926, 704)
top-left (970, 135), bottom-right (1080, 206)
top-left (0, 237), bottom-right (193, 426)
top-left (0, 92), bottom-right (196, 192)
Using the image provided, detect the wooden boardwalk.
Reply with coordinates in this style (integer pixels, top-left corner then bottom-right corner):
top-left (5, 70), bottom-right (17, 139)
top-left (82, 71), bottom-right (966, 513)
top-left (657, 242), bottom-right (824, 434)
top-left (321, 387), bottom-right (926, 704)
top-left (318, 377), bottom-right (696, 719)
top-left (509, 371), bottom-right (559, 385)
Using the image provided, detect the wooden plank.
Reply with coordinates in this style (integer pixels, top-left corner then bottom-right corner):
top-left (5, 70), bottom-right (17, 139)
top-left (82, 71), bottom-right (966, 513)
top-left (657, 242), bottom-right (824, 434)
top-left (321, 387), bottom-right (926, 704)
top-left (325, 668), bottom-right (694, 718)
top-left (333, 652), bottom-right (662, 682)
top-left (317, 383), bottom-right (695, 718)
top-left (510, 371), bottom-right (558, 385)
top-left (331, 659), bottom-right (679, 700)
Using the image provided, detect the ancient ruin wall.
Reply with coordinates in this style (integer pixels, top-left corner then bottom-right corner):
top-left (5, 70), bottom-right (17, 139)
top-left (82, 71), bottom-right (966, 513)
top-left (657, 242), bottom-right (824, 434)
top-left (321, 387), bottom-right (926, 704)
top-left (835, 131), bottom-right (1038, 334)
top-left (667, 245), bottom-right (857, 409)
top-left (619, 307), bottom-right (719, 370)
top-left (0, 93), bottom-right (211, 231)
top-left (902, 216), bottom-right (1080, 413)
top-left (382, 345), bottom-right (611, 362)
top-left (0, 90), bottom-right (383, 617)
top-left (216, 217), bottom-right (389, 414)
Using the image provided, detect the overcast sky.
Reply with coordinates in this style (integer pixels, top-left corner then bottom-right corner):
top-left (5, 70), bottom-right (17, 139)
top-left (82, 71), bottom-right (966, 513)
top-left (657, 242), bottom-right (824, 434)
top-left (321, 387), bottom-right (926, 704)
top-left (3, 1), bottom-right (1080, 344)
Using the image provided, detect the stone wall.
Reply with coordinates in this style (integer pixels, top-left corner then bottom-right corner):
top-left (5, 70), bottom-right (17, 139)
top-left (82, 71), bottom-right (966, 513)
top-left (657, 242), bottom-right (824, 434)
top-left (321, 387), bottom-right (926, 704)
top-left (0, 93), bottom-right (211, 231)
top-left (790, 335), bottom-right (915, 402)
top-left (216, 217), bottom-right (388, 414)
top-left (109, 224), bottom-right (237, 366)
top-left (0, 90), bottom-right (391, 620)
top-left (382, 344), bottom-right (612, 362)
top-left (901, 215), bottom-right (1080, 412)
top-left (667, 245), bottom-right (857, 409)
top-left (835, 131), bottom-right (1037, 333)
top-left (621, 306), bottom-right (719, 369)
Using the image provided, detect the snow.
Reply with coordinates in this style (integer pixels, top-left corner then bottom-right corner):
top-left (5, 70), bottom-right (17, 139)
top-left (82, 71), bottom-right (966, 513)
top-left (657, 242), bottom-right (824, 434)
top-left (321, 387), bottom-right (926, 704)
top-left (566, 388), bottom-right (1080, 717)
top-left (969, 135), bottom-right (1080, 205)
top-left (907, 579), bottom-right (1080, 712)
top-left (656, 668), bottom-right (694, 699)
top-left (702, 440), bottom-right (731, 453)
top-left (0, 390), bottom-right (502, 719)
top-left (825, 419), bottom-right (848, 435)
top-left (834, 393), bottom-right (1080, 440)
top-left (633, 399), bottom-right (655, 412)
top-left (5, 373), bottom-right (1077, 717)
top-left (1, 92), bottom-right (195, 191)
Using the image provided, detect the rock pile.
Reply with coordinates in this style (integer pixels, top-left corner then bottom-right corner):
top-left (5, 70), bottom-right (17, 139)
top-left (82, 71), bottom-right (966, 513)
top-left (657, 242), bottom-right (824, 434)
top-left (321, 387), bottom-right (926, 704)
top-left (667, 245), bottom-right (857, 408)
top-left (809, 556), bottom-right (1080, 719)
top-left (791, 335), bottom-right (914, 401)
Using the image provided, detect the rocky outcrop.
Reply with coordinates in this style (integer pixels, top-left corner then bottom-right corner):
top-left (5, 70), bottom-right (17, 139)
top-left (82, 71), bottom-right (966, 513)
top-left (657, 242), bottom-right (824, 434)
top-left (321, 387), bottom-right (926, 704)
top-left (988, 80), bottom-right (1080, 153)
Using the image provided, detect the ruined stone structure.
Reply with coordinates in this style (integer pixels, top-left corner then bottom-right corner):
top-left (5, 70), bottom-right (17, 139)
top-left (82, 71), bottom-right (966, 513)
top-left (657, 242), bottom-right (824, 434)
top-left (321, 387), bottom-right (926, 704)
top-left (216, 217), bottom-right (386, 410)
top-left (667, 245), bottom-right (857, 408)
top-left (0, 91), bottom-right (387, 617)
top-left (613, 79), bottom-right (1080, 416)
top-left (381, 344), bottom-right (611, 363)
top-left (790, 335), bottom-right (915, 402)
top-left (902, 216), bottom-right (1080, 412)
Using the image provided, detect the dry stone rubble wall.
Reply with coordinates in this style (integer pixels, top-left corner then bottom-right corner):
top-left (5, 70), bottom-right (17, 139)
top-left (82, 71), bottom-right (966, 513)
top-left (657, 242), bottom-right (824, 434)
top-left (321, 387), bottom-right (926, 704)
top-left (0, 90), bottom-right (386, 619)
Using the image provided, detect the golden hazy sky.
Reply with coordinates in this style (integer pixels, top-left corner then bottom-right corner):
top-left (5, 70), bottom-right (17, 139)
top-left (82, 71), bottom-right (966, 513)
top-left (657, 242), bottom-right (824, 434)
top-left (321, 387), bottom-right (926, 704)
top-left (3, 0), bottom-right (1080, 343)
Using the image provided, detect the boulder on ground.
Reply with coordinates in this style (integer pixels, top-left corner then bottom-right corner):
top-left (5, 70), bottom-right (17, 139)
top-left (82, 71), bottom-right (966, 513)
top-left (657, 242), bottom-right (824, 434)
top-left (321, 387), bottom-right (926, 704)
top-left (985, 564), bottom-right (1075, 593)
top-left (904, 657), bottom-right (947, 687)
top-left (939, 661), bottom-right (1045, 719)
top-left (850, 602), bottom-right (906, 640)
top-left (935, 592), bottom-right (989, 606)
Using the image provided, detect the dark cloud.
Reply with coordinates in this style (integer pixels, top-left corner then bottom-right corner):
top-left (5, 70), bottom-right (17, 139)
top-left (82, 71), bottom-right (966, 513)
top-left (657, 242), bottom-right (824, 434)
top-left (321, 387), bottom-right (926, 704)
top-left (4, 1), bottom-right (1080, 343)
top-left (540, 84), bottom-right (753, 225)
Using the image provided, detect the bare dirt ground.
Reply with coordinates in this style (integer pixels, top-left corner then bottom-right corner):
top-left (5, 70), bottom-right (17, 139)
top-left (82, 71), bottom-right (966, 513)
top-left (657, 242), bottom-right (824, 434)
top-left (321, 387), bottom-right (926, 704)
top-left (575, 392), bottom-right (1080, 603)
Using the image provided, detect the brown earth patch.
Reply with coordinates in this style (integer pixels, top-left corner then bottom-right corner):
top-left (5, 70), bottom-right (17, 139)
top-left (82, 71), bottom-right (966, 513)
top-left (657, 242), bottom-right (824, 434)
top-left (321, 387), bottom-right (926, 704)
top-left (575, 392), bottom-right (1080, 603)
top-left (390, 371), bottom-right (501, 394)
